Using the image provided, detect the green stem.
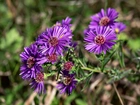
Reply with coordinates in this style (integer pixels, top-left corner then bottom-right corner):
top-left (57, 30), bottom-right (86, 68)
top-left (81, 67), bottom-right (100, 73)
top-left (78, 59), bottom-right (100, 73)
top-left (78, 59), bottom-right (85, 67)
top-left (105, 0), bottom-right (108, 10)
top-left (76, 71), bottom-right (94, 82)
top-left (44, 72), bottom-right (56, 79)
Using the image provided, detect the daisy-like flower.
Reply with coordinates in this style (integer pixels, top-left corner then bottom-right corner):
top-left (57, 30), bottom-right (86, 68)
top-left (112, 22), bottom-right (126, 34)
top-left (37, 26), bottom-right (72, 55)
top-left (20, 44), bottom-right (42, 80)
top-left (69, 41), bottom-right (77, 48)
top-left (56, 70), bottom-right (77, 95)
top-left (83, 28), bottom-right (91, 36)
top-left (37, 53), bottom-right (58, 64)
top-left (84, 26), bottom-right (117, 54)
top-left (61, 17), bottom-right (72, 30)
top-left (30, 72), bottom-right (45, 94)
top-left (89, 8), bottom-right (119, 29)
top-left (54, 17), bottom-right (72, 31)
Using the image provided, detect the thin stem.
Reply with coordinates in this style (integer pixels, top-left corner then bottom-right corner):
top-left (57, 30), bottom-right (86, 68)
top-left (44, 72), bottom-right (56, 79)
top-left (81, 67), bottom-right (100, 73)
top-left (78, 59), bottom-right (85, 67)
top-left (78, 59), bottom-right (100, 73)
top-left (76, 71), bottom-right (94, 82)
top-left (113, 83), bottom-right (124, 105)
top-left (104, 0), bottom-right (108, 10)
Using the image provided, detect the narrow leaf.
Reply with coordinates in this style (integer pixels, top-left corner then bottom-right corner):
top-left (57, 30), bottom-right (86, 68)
top-left (101, 50), bottom-right (116, 71)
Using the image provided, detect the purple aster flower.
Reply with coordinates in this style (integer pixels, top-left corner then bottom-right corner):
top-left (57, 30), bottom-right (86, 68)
top-left (84, 26), bottom-right (117, 54)
top-left (69, 41), bottom-right (77, 48)
top-left (56, 70), bottom-right (77, 95)
top-left (36, 26), bottom-right (72, 55)
top-left (30, 72), bottom-right (45, 94)
top-left (84, 28), bottom-right (91, 36)
top-left (20, 44), bottom-right (42, 80)
top-left (37, 53), bottom-right (58, 64)
top-left (61, 17), bottom-right (72, 30)
top-left (89, 8), bottom-right (119, 29)
top-left (54, 17), bottom-right (72, 31)
top-left (112, 22), bottom-right (126, 34)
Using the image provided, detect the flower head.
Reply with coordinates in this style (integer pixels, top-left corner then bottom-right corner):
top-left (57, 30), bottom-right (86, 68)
top-left (89, 8), bottom-right (119, 29)
top-left (69, 41), bottom-right (77, 48)
top-left (37, 26), bottom-right (72, 55)
top-left (30, 72), bottom-right (45, 94)
top-left (84, 28), bottom-right (91, 36)
top-left (20, 44), bottom-right (42, 80)
top-left (56, 70), bottom-right (77, 95)
top-left (84, 26), bottom-right (117, 54)
top-left (64, 61), bottom-right (74, 70)
top-left (112, 22), bottom-right (126, 34)
top-left (37, 53), bottom-right (58, 64)
top-left (54, 17), bottom-right (72, 31)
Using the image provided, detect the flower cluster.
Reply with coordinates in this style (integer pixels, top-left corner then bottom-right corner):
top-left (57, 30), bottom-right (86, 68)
top-left (20, 8), bottom-right (127, 95)
top-left (20, 17), bottom-right (77, 94)
top-left (84, 8), bottom-right (126, 54)
top-left (20, 44), bottom-right (45, 94)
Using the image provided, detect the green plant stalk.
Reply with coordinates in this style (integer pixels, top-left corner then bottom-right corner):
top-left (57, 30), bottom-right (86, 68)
top-left (118, 41), bottom-right (125, 67)
top-left (101, 49), bottom-right (116, 72)
top-left (81, 67), bottom-right (100, 73)
top-left (78, 59), bottom-right (100, 73)
top-left (76, 71), bottom-right (94, 82)
top-left (44, 72), bottom-right (56, 79)
top-left (104, 0), bottom-right (108, 10)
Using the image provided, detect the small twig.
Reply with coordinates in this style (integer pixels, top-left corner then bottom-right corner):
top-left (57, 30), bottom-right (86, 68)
top-left (0, 71), bottom-right (11, 76)
top-left (45, 80), bottom-right (57, 87)
top-left (113, 83), bottom-right (124, 105)
top-left (45, 86), bottom-right (57, 105)
top-left (24, 92), bottom-right (37, 105)
top-left (6, 0), bottom-right (17, 18)
top-left (122, 95), bottom-right (137, 103)
top-left (89, 74), bottom-right (104, 91)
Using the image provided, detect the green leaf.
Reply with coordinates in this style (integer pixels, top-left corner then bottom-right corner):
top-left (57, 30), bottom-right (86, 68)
top-left (101, 50), bottom-right (116, 72)
top-left (118, 33), bottom-right (128, 40)
top-left (75, 99), bottom-right (87, 105)
top-left (64, 92), bottom-right (77, 105)
top-left (128, 38), bottom-right (140, 51)
top-left (107, 69), bottom-right (131, 83)
top-left (0, 28), bottom-right (23, 51)
top-left (6, 94), bottom-right (13, 105)
top-left (118, 41), bottom-right (125, 67)
top-left (51, 97), bottom-right (60, 105)
top-left (81, 72), bottom-right (93, 91)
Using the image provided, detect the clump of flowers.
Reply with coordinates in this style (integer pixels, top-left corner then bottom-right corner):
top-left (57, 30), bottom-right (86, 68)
top-left (20, 8), bottom-right (127, 96)
top-left (84, 8), bottom-right (126, 54)
top-left (20, 17), bottom-right (77, 94)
